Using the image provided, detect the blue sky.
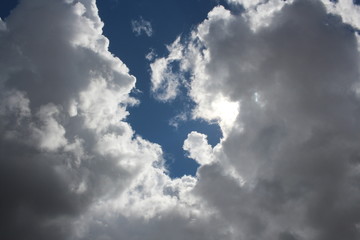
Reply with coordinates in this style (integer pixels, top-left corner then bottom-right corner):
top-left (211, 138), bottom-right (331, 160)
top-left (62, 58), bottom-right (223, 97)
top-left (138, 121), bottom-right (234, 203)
top-left (96, 0), bottom-right (225, 177)
top-left (0, 0), bottom-right (225, 178)
top-left (0, 0), bottom-right (18, 17)
top-left (2, 0), bottom-right (360, 240)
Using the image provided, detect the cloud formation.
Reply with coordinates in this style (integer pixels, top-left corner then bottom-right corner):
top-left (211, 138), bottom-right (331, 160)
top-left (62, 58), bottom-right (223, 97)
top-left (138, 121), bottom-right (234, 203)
top-left (150, 37), bottom-right (184, 101)
top-left (0, 1), bottom-right (228, 239)
top-left (2, 0), bottom-right (360, 239)
top-left (0, 0), bottom-right (177, 239)
top-left (152, 0), bottom-right (360, 239)
top-left (131, 16), bottom-right (153, 37)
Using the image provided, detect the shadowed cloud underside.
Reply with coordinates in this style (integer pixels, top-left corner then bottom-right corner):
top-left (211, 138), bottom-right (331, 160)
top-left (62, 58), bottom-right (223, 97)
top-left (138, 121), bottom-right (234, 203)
top-left (1, 0), bottom-right (360, 240)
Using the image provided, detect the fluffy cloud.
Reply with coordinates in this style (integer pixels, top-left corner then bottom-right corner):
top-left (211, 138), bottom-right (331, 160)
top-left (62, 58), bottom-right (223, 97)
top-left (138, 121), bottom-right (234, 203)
top-left (0, 0), bottom-right (234, 239)
top-left (320, 0), bottom-right (360, 29)
top-left (3, 0), bottom-right (360, 239)
top-left (183, 131), bottom-right (214, 165)
top-left (0, 0), bottom-right (198, 239)
top-left (151, 0), bottom-right (360, 239)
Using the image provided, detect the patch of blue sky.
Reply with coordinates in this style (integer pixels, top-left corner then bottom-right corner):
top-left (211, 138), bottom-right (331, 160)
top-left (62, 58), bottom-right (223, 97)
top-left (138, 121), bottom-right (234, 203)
top-left (1, 0), bottom-right (226, 178)
top-left (0, 0), bottom-right (18, 20)
top-left (329, 0), bottom-right (360, 5)
top-left (97, 0), bottom-right (225, 178)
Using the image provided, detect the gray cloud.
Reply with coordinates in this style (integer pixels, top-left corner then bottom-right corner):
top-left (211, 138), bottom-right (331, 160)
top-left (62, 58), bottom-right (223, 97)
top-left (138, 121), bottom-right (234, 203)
top-left (0, 0), bottom-right (165, 239)
top-left (0, 1), bottom-right (229, 239)
top-left (2, 0), bottom-right (360, 239)
top-left (154, 0), bottom-right (360, 239)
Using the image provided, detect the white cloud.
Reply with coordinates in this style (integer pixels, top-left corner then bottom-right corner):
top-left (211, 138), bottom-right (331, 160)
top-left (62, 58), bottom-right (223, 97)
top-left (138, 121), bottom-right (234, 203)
top-left (0, 1), bottom-right (233, 240)
top-left (320, 0), bottom-right (360, 30)
top-left (227, 0), bottom-right (295, 31)
top-left (183, 131), bottom-right (214, 165)
top-left (150, 36), bottom-right (185, 101)
top-left (30, 103), bottom-right (68, 151)
top-left (2, 0), bottom-right (360, 240)
top-left (151, 0), bottom-right (360, 239)
top-left (131, 16), bottom-right (153, 37)
top-left (0, 0), bottom-right (199, 239)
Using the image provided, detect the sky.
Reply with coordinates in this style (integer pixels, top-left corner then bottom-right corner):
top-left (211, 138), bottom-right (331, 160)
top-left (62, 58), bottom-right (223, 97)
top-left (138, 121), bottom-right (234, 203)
top-left (1, 0), bottom-right (360, 240)
top-left (95, 0), bottom-right (226, 178)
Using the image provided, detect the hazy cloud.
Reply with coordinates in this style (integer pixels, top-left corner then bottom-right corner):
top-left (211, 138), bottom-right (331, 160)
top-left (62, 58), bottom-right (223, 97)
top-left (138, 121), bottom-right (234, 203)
top-left (131, 16), bottom-right (153, 37)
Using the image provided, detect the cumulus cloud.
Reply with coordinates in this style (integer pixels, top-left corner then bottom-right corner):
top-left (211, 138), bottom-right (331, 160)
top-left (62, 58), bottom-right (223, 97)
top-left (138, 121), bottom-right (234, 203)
top-left (3, 0), bottom-right (360, 239)
top-left (183, 131), bottom-right (214, 165)
top-left (0, 0), bottom-right (199, 239)
top-left (131, 16), bottom-right (153, 37)
top-left (0, 0), bottom-right (234, 239)
top-left (320, 0), bottom-right (360, 29)
top-left (151, 0), bottom-right (360, 239)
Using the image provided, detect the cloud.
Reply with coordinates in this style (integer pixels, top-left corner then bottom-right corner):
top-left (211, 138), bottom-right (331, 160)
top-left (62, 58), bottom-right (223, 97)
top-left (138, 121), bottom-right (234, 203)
top-left (0, 1), bottom-right (229, 239)
top-left (2, 0), bottom-right (360, 239)
top-left (152, 0), bottom-right (360, 239)
top-left (131, 16), bottom-right (153, 37)
top-left (149, 36), bottom-right (185, 101)
top-left (226, 0), bottom-right (266, 8)
top-left (145, 48), bottom-right (157, 61)
top-left (183, 131), bottom-right (214, 165)
top-left (169, 111), bottom-right (188, 128)
top-left (320, 0), bottom-right (360, 30)
top-left (0, 0), bottom-right (183, 239)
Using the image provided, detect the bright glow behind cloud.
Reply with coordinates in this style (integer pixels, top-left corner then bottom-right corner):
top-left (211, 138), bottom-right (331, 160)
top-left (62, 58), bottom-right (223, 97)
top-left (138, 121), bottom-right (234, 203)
top-left (151, 1), bottom-right (360, 239)
top-left (2, 0), bottom-right (360, 240)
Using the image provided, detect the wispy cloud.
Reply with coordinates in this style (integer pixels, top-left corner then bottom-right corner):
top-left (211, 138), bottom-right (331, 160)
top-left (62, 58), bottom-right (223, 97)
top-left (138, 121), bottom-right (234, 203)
top-left (131, 16), bottom-right (153, 37)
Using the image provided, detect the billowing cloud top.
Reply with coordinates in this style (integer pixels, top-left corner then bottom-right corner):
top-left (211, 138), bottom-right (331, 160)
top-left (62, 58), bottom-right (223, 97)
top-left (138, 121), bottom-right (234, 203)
top-left (2, 0), bottom-right (360, 240)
